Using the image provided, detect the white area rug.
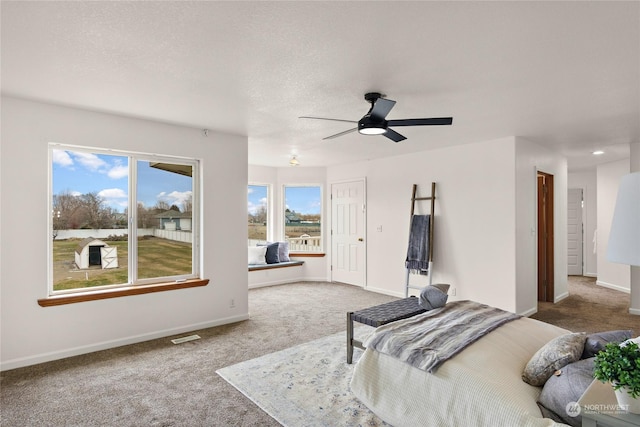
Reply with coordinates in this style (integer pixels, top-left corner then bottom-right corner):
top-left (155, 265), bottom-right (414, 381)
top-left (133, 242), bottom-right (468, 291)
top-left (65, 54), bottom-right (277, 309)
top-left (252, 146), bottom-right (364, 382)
top-left (216, 327), bottom-right (390, 427)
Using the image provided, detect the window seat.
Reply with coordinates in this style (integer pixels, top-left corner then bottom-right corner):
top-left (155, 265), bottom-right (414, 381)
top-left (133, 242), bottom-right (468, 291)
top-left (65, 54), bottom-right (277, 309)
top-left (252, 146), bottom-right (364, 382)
top-left (248, 260), bottom-right (304, 271)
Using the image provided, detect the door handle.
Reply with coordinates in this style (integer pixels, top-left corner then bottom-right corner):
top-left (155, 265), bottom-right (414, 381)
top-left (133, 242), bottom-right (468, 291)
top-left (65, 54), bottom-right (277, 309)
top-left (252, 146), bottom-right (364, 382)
top-left (358, 238), bottom-right (364, 242)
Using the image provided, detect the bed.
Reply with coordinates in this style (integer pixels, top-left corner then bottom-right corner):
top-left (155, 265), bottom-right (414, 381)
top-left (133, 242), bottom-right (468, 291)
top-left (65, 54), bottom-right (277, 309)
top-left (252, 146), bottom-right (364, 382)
top-left (350, 302), bottom-right (572, 427)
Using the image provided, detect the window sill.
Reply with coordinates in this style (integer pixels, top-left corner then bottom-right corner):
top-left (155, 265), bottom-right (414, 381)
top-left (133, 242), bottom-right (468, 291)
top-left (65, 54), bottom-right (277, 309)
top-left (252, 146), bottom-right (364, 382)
top-left (37, 279), bottom-right (209, 307)
top-left (288, 253), bottom-right (325, 257)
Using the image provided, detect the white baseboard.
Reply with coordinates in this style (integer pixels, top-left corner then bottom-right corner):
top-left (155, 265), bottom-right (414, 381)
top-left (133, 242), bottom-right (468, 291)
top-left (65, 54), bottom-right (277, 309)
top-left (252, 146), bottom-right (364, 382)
top-left (248, 277), bottom-right (330, 289)
top-left (554, 292), bottom-right (570, 303)
top-left (0, 314), bottom-right (249, 372)
top-left (364, 285), bottom-right (405, 298)
top-left (584, 272), bottom-right (597, 278)
top-left (519, 307), bottom-right (538, 317)
top-left (596, 280), bottom-right (630, 294)
top-left (629, 308), bottom-right (640, 316)
top-left (248, 277), bottom-right (305, 289)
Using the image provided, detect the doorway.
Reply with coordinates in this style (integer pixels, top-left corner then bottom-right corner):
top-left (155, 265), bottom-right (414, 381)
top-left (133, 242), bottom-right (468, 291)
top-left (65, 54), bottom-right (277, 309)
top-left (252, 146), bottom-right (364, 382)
top-left (537, 172), bottom-right (555, 302)
top-left (567, 188), bottom-right (584, 275)
top-left (330, 179), bottom-right (366, 287)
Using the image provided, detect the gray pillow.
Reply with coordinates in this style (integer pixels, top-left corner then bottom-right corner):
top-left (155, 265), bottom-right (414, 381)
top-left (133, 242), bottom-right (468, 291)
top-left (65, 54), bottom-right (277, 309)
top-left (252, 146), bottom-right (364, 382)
top-left (278, 241), bottom-right (290, 262)
top-left (581, 330), bottom-right (633, 359)
top-left (537, 357), bottom-right (595, 427)
top-left (522, 332), bottom-right (587, 386)
top-left (418, 284), bottom-right (450, 310)
top-left (257, 242), bottom-right (280, 264)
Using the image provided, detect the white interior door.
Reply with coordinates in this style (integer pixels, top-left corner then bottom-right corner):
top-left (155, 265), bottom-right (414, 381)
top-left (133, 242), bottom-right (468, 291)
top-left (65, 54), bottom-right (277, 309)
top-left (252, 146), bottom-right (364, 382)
top-left (331, 180), bottom-right (365, 286)
top-left (567, 188), bottom-right (583, 275)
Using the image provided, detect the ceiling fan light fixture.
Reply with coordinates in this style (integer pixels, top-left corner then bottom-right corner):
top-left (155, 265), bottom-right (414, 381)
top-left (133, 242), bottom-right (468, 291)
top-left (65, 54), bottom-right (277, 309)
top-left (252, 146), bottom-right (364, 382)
top-left (358, 126), bottom-right (387, 135)
top-left (358, 115), bottom-right (387, 135)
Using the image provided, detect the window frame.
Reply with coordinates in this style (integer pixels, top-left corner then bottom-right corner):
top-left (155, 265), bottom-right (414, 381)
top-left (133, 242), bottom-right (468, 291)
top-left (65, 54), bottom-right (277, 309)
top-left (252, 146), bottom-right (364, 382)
top-left (46, 143), bottom-right (202, 299)
top-left (282, 184), bottom-right (323, 253)
top-left (247, 183), bottom-right (271, 244)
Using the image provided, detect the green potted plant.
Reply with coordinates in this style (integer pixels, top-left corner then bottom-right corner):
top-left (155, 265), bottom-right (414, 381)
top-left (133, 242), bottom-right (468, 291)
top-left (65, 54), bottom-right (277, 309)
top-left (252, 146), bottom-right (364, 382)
top-left (593, 340), bottom-right (640, 413)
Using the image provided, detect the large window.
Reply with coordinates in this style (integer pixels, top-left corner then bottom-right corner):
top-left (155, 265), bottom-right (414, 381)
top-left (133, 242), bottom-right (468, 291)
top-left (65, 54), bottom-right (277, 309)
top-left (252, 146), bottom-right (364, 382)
top-left (283, 185), bottom-right (322, 252)
top-left (248, 184), bottom-right (269, 244)
top-left (50, 145), bottom-right (199, 295)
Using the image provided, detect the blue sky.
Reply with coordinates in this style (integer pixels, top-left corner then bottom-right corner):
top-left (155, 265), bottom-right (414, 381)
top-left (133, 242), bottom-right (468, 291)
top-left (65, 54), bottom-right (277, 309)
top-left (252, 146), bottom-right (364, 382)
top-left (52, 149), bottom-right (193, 212)
top-left (248, 185), bottom-right (321, 215)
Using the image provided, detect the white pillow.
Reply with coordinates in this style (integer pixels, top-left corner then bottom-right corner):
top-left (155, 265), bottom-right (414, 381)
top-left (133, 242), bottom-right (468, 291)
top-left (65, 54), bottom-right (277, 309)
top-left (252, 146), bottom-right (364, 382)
top-left (248, 246), bottom-right (267, 265)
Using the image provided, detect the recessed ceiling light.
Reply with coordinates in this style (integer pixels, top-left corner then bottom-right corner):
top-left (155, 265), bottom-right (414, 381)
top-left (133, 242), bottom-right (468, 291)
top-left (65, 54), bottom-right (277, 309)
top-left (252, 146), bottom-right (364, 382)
top-left (592, 150), bottom-right (605, 155)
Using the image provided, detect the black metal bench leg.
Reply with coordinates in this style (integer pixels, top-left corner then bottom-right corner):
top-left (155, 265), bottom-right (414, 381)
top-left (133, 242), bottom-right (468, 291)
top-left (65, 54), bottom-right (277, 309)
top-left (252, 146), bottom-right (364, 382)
top-left (347, 311), bottom-right (354, 364)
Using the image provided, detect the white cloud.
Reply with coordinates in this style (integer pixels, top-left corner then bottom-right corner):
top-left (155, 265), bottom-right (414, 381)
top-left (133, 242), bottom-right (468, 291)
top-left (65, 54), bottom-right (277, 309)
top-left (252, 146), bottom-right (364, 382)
top-left (98, 188), bottom-right (127, 199)
top-left (107, 165), bottom-right (128, 179)
top-left (158, 190), bottom-right (192, 207)
top-left (52, 149), bottom-right (74, 167)
top-left (73, 152), bottom-right (107, 171)
top-left (98, 188), bottom-right (128, 208)
top-left (248, 199), bottom-right (267, 215)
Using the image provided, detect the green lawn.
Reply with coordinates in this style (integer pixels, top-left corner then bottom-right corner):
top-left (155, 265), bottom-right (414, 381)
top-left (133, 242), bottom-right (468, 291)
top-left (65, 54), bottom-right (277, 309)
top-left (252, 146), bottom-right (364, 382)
top-left (52, 237), bottom-right (192, 291)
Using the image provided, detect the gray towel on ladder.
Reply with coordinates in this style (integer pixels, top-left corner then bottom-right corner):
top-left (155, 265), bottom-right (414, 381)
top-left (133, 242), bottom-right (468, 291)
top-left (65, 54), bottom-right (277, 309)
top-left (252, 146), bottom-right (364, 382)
top-left (405, 214), bottom-right (430, 275)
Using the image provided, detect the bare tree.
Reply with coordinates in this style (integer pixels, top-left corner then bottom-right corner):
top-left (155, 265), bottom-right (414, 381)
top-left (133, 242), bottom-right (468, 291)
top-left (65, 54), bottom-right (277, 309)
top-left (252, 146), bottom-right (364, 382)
top-left (80, 192), bottom-right (111, 229)
top-left (182, 194), bottom-right (193, 214)
top-left (253, 205), bottom-right (267, 225)
top-left (154, 200), bottom-right (171, 212)
top-left (137, 202), bottom-right (155, 228)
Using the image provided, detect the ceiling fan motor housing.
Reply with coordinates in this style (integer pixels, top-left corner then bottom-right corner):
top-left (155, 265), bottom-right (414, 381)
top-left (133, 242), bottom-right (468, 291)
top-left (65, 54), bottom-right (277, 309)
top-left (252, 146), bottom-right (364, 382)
top-left (359, 92), bottom-right (388, 134)
top-left (358, 115), bottom-right (388, 135)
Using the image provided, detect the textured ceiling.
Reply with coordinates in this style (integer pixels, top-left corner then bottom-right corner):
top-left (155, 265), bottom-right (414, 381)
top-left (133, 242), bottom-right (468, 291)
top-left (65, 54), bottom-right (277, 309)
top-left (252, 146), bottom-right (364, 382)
top-left (1, 1), bottom-right (638, 170)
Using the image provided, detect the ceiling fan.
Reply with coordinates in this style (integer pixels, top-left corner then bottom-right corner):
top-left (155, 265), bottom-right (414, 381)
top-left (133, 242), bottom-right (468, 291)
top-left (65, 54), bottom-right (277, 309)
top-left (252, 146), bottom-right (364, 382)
top-left (300, 92), bottom-right (453, 143)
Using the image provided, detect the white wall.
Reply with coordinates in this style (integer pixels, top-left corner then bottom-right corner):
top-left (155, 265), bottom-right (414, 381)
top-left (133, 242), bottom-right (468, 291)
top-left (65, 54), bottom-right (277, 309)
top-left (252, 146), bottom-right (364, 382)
top-left (328, 137), bottom-right (521, 312)
top-left (568, 170), bottom-right (598, 277)
top-left (1, 97), bottom-right (249, 370)
top-left (597, 159), bottom-right (631, 292)
top-left (630, 143), bottom-right (640, 314)
top-left (514, 138), bottom-right (568, 315)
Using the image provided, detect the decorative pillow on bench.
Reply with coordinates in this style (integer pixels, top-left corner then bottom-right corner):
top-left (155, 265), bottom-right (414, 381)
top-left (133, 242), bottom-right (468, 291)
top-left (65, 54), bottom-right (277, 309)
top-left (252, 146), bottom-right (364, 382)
top-left (257, 241), bottom-right (290, 263)
top-left (257, 242), bottom-right (280, 264)
top-left (248, 246), bottom-right (267, 265)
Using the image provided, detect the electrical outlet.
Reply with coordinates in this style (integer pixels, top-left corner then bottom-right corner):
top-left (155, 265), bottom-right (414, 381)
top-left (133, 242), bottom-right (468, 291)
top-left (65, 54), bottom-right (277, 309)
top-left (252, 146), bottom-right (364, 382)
top-left (230, 298), bottom-right (235, 308)
top-left (450, 287), bottom-right (456, 296)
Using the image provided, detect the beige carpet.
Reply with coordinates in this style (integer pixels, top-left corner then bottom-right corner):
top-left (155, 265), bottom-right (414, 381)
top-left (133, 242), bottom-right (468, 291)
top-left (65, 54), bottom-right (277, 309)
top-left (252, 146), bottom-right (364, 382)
top-left (1, 278), bottom-right (637, 426)
top-left (531, 275), bottom-right (640, 334)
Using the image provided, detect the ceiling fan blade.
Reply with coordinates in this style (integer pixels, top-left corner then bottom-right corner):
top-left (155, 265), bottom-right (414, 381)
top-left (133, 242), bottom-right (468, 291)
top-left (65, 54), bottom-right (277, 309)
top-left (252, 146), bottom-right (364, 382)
top-left (299, 116), bottom-right (358, 124)
top-left (323, 127), bottom-right (358, 140)
top-left (369, 98), bottom-right (396, 121)
top-left (387, 117), bottom-right (453, 127)
top-left (383, 128), bottom-right (406, 143)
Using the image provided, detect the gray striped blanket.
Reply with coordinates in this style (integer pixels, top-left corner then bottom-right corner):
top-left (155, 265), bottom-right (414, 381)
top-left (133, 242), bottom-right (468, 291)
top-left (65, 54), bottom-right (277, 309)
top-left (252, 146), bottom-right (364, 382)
top-left (363, 300), bottom-right (520, 372)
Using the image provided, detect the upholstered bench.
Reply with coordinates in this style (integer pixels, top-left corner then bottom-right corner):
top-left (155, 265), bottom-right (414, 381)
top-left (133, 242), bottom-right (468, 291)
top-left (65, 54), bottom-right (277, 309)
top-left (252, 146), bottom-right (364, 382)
top-left (347, 296), bottom-right (425, 363)
top-left (248, 260), bottom-right (304, 271)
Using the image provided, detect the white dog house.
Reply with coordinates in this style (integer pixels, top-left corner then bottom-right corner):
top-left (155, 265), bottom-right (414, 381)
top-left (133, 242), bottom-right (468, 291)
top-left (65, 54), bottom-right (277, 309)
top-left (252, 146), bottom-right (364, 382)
top-left (75, 237), bottom-right (118, 269)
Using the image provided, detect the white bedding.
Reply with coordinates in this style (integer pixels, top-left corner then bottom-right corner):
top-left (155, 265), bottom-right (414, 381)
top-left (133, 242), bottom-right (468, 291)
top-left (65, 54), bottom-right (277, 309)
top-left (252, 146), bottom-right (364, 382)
top-left (350, 317), bottom-right (572, 427)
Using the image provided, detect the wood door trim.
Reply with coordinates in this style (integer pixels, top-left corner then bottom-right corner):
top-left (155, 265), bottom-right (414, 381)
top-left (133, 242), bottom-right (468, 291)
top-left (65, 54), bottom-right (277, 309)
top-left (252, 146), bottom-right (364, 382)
top-left (537, 172), bottom-right (555, 302)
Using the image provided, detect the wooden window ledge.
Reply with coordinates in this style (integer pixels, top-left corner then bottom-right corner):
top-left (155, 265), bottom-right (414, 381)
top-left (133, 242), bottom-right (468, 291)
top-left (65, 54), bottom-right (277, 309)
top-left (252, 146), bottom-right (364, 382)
top-left (288, 253), bottom-right (325, 257)
top-left (38, 279), bottom-right (209, 307)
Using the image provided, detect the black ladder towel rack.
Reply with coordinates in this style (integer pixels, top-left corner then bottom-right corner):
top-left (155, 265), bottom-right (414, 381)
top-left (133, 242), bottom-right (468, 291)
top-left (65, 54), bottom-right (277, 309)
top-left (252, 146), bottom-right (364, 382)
top-left (405, 182), bottom-right (436, 298)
